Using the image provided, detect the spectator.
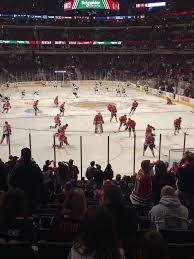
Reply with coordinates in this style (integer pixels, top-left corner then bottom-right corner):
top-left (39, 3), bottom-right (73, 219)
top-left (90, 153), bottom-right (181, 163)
top-left (114, 174), bottom-right (121, 186)
top-left (0, 160), bottom-right (8, 191)
top-left (9, 148), bottom-right (43, 211)
top-left (94, 164), bottom-right (104, 188)
top-left (56, 162), bottom-right (71, 186)
top-left (0, 188), bottom-right (33, 241)
top-left (85, 161), bottom-right (96, 181)
top-left (130, 160), bottom-right (153, 207)
top-left (52, 188), bottom-right (87, 242)
top-left (152, 160), bottom-right (175, 203)
top-left (42, 165), bottom-right (55, 198)
top-left (5, 155), bottom-right (18, 174)
top-left (101, 184), bottom-right (138, 259)
top-left (177, 152), bottom-right (194, 213)
top-left (42, 160), bottom-right (51, 172)
top-left (136, 231), bottom-right (168, 259)
top-left (104, 163), bottom-right (114, 180)
top-left (68, 159), bottom-right (79, 185)
top-left (69, 207), bottom-right (124, 259)
top-left (150, 186), bottom-right (188, 230)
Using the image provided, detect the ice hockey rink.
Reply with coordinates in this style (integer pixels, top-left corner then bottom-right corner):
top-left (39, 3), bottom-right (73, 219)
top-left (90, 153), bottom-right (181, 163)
top-left (1, 81), bottom-right (194, 178)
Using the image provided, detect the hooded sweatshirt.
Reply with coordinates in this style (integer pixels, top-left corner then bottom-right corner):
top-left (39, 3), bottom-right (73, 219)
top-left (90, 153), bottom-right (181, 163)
top-left (149, 195), bottom-right (188, 230)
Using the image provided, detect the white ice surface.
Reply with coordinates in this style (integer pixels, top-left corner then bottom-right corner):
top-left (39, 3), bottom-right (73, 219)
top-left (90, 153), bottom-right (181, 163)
top-left (0, 84), bottom-right (194, 178)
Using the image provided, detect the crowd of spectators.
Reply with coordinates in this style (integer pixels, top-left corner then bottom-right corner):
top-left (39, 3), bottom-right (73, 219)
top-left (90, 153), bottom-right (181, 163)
top-left (0, 147), bottom-right (194, 258)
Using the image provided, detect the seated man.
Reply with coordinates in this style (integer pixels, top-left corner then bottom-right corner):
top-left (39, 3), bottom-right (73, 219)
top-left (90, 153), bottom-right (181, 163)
top-left (149, 185), bottom-right (188, 231)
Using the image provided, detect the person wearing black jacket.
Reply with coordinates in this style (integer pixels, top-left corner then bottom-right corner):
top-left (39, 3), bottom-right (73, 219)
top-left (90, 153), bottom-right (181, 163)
top-left (152, 160), bottom-right (175, 203)
top-left (9, 148), bottom-right (43, 211)
top-left (104, 163), bottom-right (114, 180)
top-left (177, 152), bottom-right (194, 214)
top-left (101, 184), bottom-right (138, 259)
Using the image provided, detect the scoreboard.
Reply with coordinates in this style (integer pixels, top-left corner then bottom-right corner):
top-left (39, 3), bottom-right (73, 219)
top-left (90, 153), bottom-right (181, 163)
top-left (64, 0), bottom-right (119, 11)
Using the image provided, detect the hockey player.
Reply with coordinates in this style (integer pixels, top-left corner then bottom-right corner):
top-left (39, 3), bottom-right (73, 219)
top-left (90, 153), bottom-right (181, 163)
top-left (58, 131), bottom-right (69, 147)
top-left (118, 114), bottom-right (127, 131)
top-left (34, 90), bottom-right (39, 96)
top-left (93, 112), bottom-right (104, 134)
top-left (143, 133), bottom-right (155, 157)
top-left (129, 100), bottom-right (138, 115)
top-left (0, 121), bottom-right (11, 144)
top-left (50, 114), bottom-right (61, 129)
top-left (144, 85), bottom-right (149, 94)
top-left (167, 97), bottom-right (173, 105)
top-left (110, 104), bottom-right (117, 123)
top-left (145, 124), bottom-right (155, 136)
top-left (59, 102), bottom-right (65, 116)
top-left (54, 96), bottom-right (59, 107)
top-left (116, 87), bottom-right (121, 97)
top-left (174, 117), bottom-right (182, 135)
top-left (122, 87), bottom-right (127, 97)
top-left (33, 100), bottom-right (39, 116)
top-left (125, 118), bottom-right (136, 137)
top-left (72, 86), bottom-right (79, 98)
top-left (58, 123), bottom-right (68, 134)
top-left (2, 100), bottom-right (11, 113)
top-left (94, 84), bottom-right (99, 94)
top-left (21, 90), bottom-right (25, 99)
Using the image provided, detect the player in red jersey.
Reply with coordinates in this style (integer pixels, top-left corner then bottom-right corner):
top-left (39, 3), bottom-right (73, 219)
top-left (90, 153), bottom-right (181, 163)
top-left (118, 114), bottom-right (127, 131)
top-left (129, 100), bottom-right (138, 115)
top-left (2, 100), bottom-right (11, 113)
top-left (145, 124), bottom-right (155, 136)
top-left (125, 118), bottom-right (136, 137)
top-left (59, 102), bottom-right (65, 116)
top-left (58, 123), bottom-right (68, 134)
top-left (143, 133), bottom-right (155, 157)
top-left (58, 131), bottom-right (69, 147)
top-left (54, 96), bottom-right (59, 107)
top-left (110, 104), bottom-right (117, 122)
top-left (107, 104), bottom-right (112, 113)
top-left (50, 114), bottom-right (61, 129)
top-left (174, 117), bottom-right (182, 135)
top-left (33, 100), bottom-right (39, 116)
top-left (93, 112), bottom-right (104, 134)
top-left (0, 121), bottom-right (11, 144)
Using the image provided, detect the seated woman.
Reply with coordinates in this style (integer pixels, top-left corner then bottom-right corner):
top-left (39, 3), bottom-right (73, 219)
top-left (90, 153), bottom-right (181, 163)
top-left (51, 188), bottom-right (87, 242)
top-left (68, 207), bottom-right (124, 259)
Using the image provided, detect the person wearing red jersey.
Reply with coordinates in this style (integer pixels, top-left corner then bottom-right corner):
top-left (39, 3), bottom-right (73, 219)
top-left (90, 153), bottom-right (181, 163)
top-left (50, 114), bottom-right (61, 129)
top-left (129, 100), bottom-right (138, 115)
top-left (93, 112), bottom-right (104, 134)
top-left (59, 102), bottom-right (65, 116)
top-left (58, 123), bottom-right (68, 134)
top-left (33, 100), bottom-right (39, 116)
top-left (110, 104), bottom-right (117, 122)
top-left (58, 131), bottom-right (69, 147)
top-left (107, 104), bottom-right (112, 113)
top-left (0, 121), bottom-right (11, 144)
top-left (2, 100), bottom-right (11, 113)
top-left (54, 96), bottom-right (59, 107)
top-left (174, 117), bottom-right (182, 135)
top-left (118, 114), bottom-right (127, 131)
top-left (143, 134), bottom-right (155, 157)
top-left (145, 124), bottom-right (155, 136)
top-left (125, 118), bottom-right (136, 137)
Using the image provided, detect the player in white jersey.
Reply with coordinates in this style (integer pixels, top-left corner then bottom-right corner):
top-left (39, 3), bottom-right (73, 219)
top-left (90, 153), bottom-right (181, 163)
top-left (122, 87), bottom-right (127, 97)
top-left (72, 86), bottom-right (79, 98)
top-left (21, 90), bottom-right (26, 99)
top-left (34, 90), bottom-right (39, 96)
top-left (116, 87), bottom-right (121, 97)
top-left (94, 83), bottom-right (99, 94)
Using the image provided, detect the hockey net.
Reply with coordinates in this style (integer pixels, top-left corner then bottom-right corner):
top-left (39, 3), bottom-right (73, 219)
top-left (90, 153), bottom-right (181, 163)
top-left (168, 148), bottom-right (194, 164)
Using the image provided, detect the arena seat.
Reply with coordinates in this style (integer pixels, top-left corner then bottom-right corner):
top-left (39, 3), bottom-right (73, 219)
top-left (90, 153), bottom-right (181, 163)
top-left (0, 240), bottom-right (34, 259)
top-left (168, 243), bottom-right (194, 259)
top-left (38, 241), bottom-right (72, 259)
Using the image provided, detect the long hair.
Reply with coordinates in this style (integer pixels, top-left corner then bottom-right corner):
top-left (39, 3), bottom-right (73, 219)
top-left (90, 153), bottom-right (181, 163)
top-left (74, 208), bottom-right (122, 259)
top-left (62, 188), bottom-right (87, 220)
